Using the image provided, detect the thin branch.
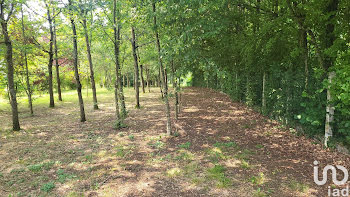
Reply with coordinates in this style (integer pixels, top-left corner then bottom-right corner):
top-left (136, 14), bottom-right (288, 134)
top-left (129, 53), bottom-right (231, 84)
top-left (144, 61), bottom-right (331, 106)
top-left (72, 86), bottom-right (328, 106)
top-left (32, 36), bottom-right (49, 53)
top-left (136, 40), bottom-right (155, 49)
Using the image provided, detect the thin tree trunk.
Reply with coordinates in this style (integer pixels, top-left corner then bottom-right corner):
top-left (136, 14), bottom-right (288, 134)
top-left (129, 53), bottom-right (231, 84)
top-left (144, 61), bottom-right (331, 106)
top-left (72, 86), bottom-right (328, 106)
top-left (53, 9), bottom-right (62, 101)
top-left (113, 0), bottom-right (126, 118)
top-left (158, 67), bottom-right (163, 98)
top-left (140, 65), bottom-right (145, 93)
top-left (127, 74), bottom-right (130, 88)
top-left (82, 19), bottom-right (98, 110)
top-left (1, 4), bottom-right (20, 131)
top-left (131, 26), bottom-right (140, 108)
top-left (325, 71), bottom-right (335, 147)
top-left (262, 71), bottom-right (266, 113)
top-left (153, 2), bottom-right (172, 135)
top-left (171, 61), bottom-right (179, 119)
top-left (21, 5), bottom-right (33, 115)
top-left (146, 68), bottom-right (151, 93)
top-left (46, 5), bottom-right (55, 108)
top-left (323, 0), bottom-right (339, 147)
top-left (69, 1), bottom-right (86, 122)
top-left (178, 76), bottom-right (181, 113)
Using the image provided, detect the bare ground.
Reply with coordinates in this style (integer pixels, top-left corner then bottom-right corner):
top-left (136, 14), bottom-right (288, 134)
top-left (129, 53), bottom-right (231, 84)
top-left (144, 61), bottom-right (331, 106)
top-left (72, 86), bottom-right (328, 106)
top-left (0, 87), bottom-right (349, 197)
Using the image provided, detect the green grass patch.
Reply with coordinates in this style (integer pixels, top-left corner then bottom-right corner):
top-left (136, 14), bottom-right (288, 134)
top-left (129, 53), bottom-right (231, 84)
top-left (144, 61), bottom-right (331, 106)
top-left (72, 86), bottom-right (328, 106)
top-left (250, 172), bottom-right (265, 185)
top-left (253, 188), bottom-right (267, 197)
top-left (178, 142), bottom-right (191, 149)
top-left (128, 134), bottom-right (135, 141)
top-left (240, 160), bottom-right (251, 169)
top-left (57, 169), bottom-right (76, 183)
top-left (289, 180), bottom-right (309, 193)
top-left (207, 165), bottom-right (232, 188)
top-left (148, 140), bottom-right (165, 149)
top-left (174, 149), bottom-right (194, 161)
top-left (214, 141), bottom-right (237, 148)
top-left (40, 182), bottom-right (55, 193)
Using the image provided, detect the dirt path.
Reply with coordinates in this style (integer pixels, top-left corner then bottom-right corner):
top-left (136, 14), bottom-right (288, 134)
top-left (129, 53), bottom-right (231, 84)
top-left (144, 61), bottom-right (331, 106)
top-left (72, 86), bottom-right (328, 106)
top-left (1, 87), bottom-right (349, 196)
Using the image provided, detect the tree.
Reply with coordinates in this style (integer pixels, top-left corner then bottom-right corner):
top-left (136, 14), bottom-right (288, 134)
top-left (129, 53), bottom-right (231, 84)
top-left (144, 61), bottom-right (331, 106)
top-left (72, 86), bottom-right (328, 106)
top-left (53, 8), bottom-right (62, 101)
top-left (152, 2), bottom-right (171, 135)
top-left (44, 0), bottom-right (56, 108)
top-left (131, 26), bottom-right (140, 109)
top-left (21, 3), bottom-right (33, 115)
top-left (79, 0), bottom-right (98, 110)
top-left (68, 0), bottom-right (86, 122)
top-left (0, 0), bottom-right (20, 131)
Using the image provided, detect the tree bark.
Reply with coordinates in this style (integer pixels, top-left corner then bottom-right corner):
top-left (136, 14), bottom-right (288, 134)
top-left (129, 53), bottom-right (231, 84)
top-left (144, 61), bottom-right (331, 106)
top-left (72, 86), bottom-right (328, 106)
top-left (262, 71), bottom-right (266, 114)
top-left (82, 19), bottom-right (98, 110)
top-left (153, 2), bottom-right (172, 135)
top-left (171, 61), bottom-right (179, 119)
top-left (323, 0), bottom-right (339, 147)
top-left (113, 0), bottom-right (126, 117)
top-left (53, 9), bottom-right (62, 101)
top-left (21, 5), bottom-right (33, 115)
top-left (140, 64), bottom-right (145, 93)
top-left (131, 26), bottom-right (140, 109)
top-left (69, 0), bottom-right (86, 122)
top-left (46, 5), bottom-right (55, 108)
top-left (127, 74), bottom-right (130, 88)
top-left (146, 67), bottom-right (151, 93)
top-left (1, 3), bottom-right (20, 131)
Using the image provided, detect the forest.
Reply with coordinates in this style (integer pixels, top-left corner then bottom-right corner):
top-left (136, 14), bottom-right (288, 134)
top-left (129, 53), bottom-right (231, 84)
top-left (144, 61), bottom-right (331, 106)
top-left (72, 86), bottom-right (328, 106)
top-left (0, 0), bottom-right (350, 196)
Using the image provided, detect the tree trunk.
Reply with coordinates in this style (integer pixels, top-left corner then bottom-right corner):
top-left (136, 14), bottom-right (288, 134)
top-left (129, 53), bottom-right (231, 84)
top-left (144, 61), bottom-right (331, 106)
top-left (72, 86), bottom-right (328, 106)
top-left (1, 5), bottom-right (20, 131)
top-left (171, 61), bottom-right (179, 119)
top-left (69, 2), bottom-right (86, 122)
top-left (153, 2), bottom-right (172, 135)
top-left (82, 19), bottom-right (98, 110)
top-left (127, 74), bottom-right (130, 88)
top-left (325, 71), bottom-right (335, 147)
top-left (158, 67), bottom-right (163, 98)
top-left (131, 26), bottom-right (140, 109)
top-left (323, 0), bottom-right (339, 147)
top-left (262, 71), bottom-right (266, 113)
top-left (47, 7), bottom-right (55, 108)
top-left (140, 65), bottom-right (145, 93)
top-left (53, 9), bottom-right (62, 101)
top-left (178, 76), bottom-right (181, 113)
top-left (113, 0), bottom-right (126, 118)
top-left (146, 68), bottom-right (151, 93)
top-left (21, 5), bottom-right (33, 115)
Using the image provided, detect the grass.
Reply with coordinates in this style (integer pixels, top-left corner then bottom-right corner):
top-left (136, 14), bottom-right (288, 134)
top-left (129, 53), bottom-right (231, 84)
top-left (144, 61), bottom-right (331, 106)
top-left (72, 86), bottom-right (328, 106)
top-left (40, 182), bottom-right (55, 193)
top-left (214, 141), bottom-right (237, 148)
top-left (206, 165), bottom-right (232, 188)
top-left (178, 142), bottom-right (191, 149)
top-left (250, 172), bottom-right (265, 185)
top-left (289, 180), bottom-right (309, 193)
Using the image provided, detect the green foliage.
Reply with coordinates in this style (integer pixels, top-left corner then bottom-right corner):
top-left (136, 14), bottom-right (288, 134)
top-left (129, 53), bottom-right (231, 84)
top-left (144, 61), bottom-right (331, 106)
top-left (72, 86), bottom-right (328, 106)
top-left (40, 182), bottom-right (55, 193)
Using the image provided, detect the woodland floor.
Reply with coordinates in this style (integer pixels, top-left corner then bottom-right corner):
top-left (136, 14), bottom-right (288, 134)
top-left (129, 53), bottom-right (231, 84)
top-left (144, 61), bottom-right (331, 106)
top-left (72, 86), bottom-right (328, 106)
top-left (1, 87), bottom-right (350, 197)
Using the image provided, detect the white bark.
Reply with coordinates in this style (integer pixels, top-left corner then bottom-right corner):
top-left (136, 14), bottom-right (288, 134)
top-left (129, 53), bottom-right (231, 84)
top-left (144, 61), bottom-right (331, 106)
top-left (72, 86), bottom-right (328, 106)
top-left (324, 71), bottom-right (335, 147)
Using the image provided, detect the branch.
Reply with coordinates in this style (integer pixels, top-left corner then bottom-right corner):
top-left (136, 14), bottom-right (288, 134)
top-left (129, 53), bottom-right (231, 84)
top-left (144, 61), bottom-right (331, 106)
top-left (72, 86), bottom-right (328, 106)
top-left (52, 9), bottom-right (62, 19)
top-left (32, 36), bottom-right (49, 53)
top-left (6, 3), bottom-right (14, 22)
top-left (25, 3), bottom-right (46, 19)
top-left (136, 40), bottom-right (155, 49)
